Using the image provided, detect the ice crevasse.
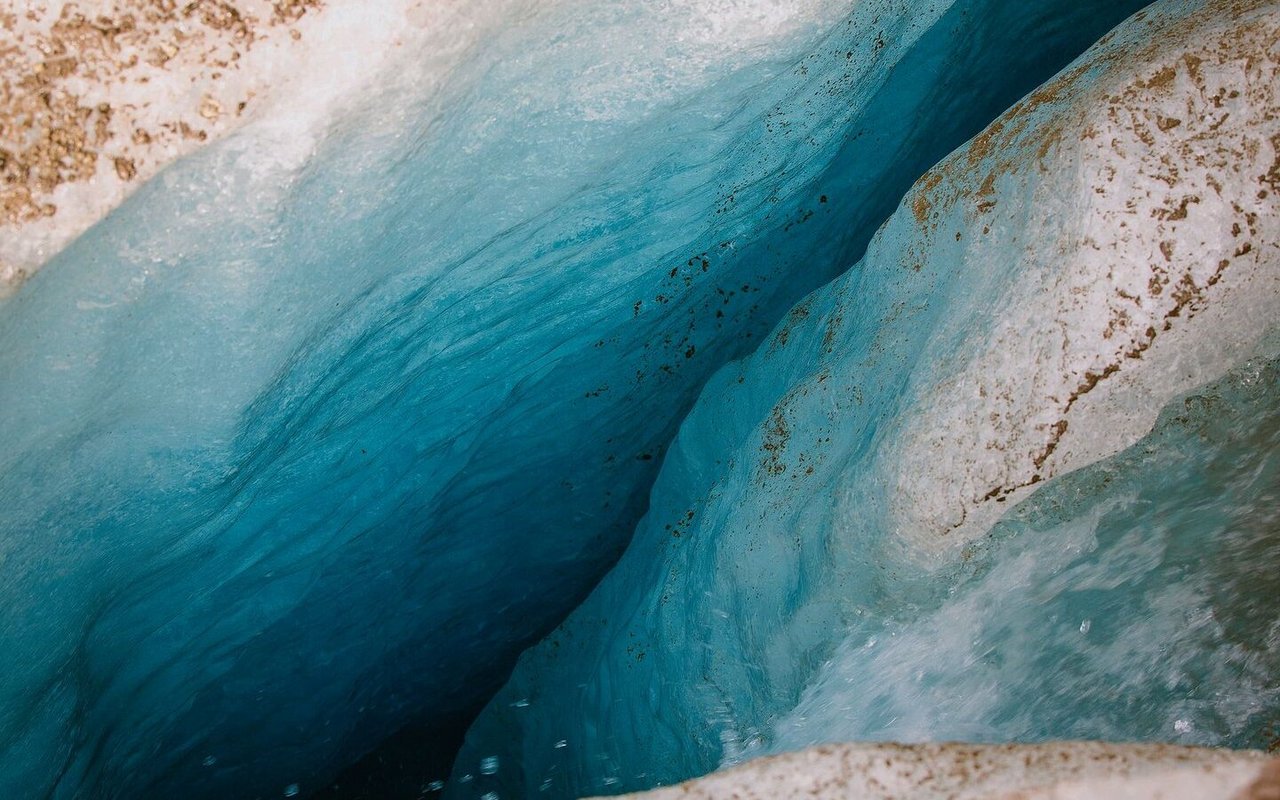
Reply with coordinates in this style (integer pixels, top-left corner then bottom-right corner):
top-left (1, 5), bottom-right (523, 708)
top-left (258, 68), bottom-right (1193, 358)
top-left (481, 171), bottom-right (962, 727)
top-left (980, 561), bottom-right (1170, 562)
top-left (455, 0), bottom-right (1280, 797)
top-left (0, 0), bottom-right (1169, 798)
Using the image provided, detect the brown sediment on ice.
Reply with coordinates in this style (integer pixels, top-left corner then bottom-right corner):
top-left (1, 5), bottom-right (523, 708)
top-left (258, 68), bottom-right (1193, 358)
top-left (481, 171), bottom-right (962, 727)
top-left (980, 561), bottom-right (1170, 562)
top-left (597, 741), bottom-right (1276, 800)
top-left (883, 0), bottom-right (1280, 553)
top-left (0, 0), bottom-right (323, 290)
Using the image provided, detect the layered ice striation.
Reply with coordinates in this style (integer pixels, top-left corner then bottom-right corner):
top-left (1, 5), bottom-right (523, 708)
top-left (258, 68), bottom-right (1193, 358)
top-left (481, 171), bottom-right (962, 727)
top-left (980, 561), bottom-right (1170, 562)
top-left (456, 0), bottom-right (1280, 796)
top-left (0, 0), bottom-right (1158, 797)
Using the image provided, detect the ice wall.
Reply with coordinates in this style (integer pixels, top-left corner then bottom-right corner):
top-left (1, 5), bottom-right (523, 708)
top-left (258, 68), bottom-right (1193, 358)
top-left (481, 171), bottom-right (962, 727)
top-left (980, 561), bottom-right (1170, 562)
top-left (0, 0), bottom-right (1155, 798)
top-left (456, 0), bottom-right (1280, 796)
top-left (770, 348), bottom-right (1280, 750)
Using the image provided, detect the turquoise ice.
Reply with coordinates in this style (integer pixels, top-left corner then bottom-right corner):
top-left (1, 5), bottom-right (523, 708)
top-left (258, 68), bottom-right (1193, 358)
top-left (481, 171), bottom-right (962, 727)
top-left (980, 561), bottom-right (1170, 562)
top-left (5, 0), bottom-right (1257, 797)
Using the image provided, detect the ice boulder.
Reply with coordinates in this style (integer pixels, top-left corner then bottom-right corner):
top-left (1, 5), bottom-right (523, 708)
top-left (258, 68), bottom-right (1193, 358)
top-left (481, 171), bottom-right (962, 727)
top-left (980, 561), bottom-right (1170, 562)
top-left (596, 743), bottom-right (1278, 800)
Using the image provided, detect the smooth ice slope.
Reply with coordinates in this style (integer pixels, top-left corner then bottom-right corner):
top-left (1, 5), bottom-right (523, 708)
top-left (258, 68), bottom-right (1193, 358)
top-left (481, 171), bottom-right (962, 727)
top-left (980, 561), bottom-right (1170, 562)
top-left (0, 1), bottom-right (1155, 798)
top-left (456, 1), bottom-right (1280, 796)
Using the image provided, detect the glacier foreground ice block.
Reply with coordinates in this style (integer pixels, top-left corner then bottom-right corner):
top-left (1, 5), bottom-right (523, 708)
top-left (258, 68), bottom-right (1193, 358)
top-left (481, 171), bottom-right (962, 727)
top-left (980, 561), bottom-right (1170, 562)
top-left (455, 0), bottom-right (1280, 796)
top-left (594, 743), bottom-right (1277, 800)
top-left (0, 0), bottom-right (1156, 798)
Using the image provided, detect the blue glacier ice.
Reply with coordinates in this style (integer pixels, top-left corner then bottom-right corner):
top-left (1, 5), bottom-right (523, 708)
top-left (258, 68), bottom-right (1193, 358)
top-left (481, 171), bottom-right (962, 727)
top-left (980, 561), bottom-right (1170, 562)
top-left (0, 0), bottom-right (1160, 797)
top-left (454, 0), bottom-right (1280, 796)
top-left (765, 346), bottom-right (1280, 752)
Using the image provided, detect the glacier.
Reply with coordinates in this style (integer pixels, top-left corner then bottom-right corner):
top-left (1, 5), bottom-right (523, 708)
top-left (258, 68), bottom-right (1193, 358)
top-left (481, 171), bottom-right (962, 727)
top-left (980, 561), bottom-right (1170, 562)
top-left (454, 0), bottom-right (1280, 797)
top-left (0, 0), bottom-right (1169, 798)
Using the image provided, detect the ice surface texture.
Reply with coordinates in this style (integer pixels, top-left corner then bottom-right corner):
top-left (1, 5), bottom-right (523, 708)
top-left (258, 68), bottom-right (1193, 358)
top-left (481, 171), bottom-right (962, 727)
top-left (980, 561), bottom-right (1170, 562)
top-left (0, 0), bottom-right (1155, 797)
top-left (456, 0), bottom-right (1280, 797)
top-left (595, 742), bottom-right (1275, 800)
